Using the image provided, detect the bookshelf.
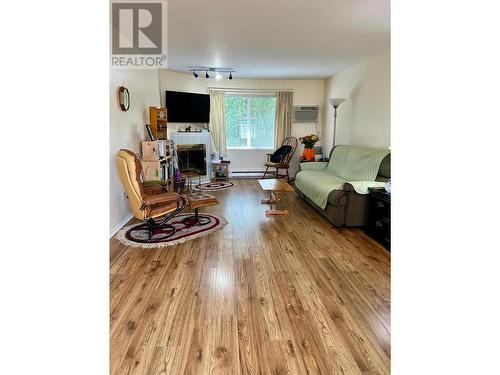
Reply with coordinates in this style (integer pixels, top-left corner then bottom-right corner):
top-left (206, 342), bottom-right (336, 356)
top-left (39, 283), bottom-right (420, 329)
top-left (141, 140), bottom-right (175, 192)
top-left (149, 106), bottom-right (168, 140)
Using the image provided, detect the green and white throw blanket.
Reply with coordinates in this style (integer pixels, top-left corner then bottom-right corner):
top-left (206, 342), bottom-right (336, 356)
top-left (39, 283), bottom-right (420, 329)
top-left (295, 145), bottom-right (389, 209)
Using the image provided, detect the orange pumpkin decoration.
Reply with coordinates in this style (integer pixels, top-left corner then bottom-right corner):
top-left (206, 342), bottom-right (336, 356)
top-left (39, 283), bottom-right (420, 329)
top-left (301, 147), bottom-right (315, 161)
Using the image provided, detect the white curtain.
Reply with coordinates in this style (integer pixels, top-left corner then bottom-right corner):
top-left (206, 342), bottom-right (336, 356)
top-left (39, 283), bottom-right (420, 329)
top-left (274, 91), bottom-right (294, 149)
top-left (208, 89), bottom-right (227, 157)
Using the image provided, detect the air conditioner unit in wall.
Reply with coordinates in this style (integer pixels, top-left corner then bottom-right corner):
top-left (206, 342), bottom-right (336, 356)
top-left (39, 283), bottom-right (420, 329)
top-left (293, 105), bottom-right (319, 122)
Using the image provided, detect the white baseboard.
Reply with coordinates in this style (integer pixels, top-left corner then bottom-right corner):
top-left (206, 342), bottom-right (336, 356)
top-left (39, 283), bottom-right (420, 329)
top-left (110, 212), bottom-right (133, 238)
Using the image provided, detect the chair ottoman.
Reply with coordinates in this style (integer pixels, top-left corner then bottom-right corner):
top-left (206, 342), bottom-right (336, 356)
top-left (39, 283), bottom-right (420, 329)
top-left (182, 192), bottom-right (219, 226)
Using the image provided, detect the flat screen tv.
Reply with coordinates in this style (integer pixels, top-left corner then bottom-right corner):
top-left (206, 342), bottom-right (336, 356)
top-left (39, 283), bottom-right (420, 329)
top-left (165, 90), bottom-right (210, 123)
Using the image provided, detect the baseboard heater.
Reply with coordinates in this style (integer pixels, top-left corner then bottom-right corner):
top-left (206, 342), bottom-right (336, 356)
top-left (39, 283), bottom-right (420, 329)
top-left (231, 170), bottom-right (266, 174)
top-left (230, 170), bottom-right (266, 178)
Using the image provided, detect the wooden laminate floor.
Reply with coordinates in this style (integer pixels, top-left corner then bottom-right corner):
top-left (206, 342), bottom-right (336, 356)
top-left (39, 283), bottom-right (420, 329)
top-left (110, 179), bottom-right (390, 374)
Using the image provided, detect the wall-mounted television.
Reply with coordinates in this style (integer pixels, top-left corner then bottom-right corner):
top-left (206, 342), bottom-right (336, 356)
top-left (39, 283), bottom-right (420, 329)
top-left (165, 90), bottom-right (210, 123)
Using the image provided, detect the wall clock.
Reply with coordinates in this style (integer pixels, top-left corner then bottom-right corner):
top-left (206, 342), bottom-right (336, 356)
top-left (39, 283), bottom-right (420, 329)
top-left (118, 86), bottom-right (130, 111)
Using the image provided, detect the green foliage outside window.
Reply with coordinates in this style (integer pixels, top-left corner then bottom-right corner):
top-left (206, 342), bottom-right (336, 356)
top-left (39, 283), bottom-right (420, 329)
top-left (225, 95), bottom-right (276, 148)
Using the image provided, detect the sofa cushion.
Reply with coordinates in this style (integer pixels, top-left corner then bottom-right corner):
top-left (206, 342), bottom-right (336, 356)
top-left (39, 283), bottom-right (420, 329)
top-left (327, 145), bottom-right (389, 181)
top-left (294, 170), bottom-right (346, 209)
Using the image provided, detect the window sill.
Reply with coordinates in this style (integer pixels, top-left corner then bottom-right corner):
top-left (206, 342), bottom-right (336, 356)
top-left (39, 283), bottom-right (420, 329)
top-left (227, 147), bottom-right (274, 151)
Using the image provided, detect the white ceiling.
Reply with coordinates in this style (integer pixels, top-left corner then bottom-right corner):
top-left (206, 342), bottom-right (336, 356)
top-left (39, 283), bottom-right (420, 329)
top-left (166, 0), bottom-right (390, 79)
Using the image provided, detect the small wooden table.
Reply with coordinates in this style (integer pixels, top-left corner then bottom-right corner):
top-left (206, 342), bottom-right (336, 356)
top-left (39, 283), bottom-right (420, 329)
top-left (212, 161), bottom-right (230, 181)
top-left (257, 178), bottom-right (294, 216)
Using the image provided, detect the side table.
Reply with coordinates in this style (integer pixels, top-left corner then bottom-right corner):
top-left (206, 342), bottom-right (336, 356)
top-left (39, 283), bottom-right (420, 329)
top-left (365, 187), bottom-right (391, 251)
top-left (211, 161), bottom-right (230, 181)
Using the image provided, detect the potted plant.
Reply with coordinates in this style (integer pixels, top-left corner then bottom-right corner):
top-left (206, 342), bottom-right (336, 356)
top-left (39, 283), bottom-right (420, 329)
top-left (299, 134), bottom-right (320, 161)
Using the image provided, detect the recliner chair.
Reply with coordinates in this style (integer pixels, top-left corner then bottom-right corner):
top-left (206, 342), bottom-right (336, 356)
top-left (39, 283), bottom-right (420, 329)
top-left (115, 149), bottom-right (185, 242)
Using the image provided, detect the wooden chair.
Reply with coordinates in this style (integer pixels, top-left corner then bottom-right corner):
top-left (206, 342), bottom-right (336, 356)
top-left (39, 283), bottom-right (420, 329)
top-left (262, 136), bottom-right (298, 182)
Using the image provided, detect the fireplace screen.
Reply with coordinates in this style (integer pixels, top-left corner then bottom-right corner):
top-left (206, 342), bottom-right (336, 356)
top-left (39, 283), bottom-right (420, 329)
top-left (176, 144), bottom-right (207, 175)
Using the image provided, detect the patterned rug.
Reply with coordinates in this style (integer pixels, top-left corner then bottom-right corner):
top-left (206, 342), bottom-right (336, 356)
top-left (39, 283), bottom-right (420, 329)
top-left (195, 181), bottom-right (234, 191)
top-left (116, 213), bottom-right (227, 248)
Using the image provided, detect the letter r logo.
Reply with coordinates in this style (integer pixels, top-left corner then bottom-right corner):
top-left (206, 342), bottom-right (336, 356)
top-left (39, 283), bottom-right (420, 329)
top-left (112, 3), bottom-right (162, 54)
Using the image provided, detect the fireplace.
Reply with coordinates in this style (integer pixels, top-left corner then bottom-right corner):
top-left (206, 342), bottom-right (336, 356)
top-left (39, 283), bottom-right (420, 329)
top-left (171, 131), bottom-right (212, 182)
top-left (176, 144), bottom-right (207, 175)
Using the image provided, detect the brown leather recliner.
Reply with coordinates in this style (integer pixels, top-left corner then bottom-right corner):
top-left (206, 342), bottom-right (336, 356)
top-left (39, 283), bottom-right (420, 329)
top-left (116, 149), bottom-right (185, 242)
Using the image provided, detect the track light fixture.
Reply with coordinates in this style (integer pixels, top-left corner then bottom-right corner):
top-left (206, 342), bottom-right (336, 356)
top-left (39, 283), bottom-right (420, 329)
top-left (189, 68), bottom-right (235, 80)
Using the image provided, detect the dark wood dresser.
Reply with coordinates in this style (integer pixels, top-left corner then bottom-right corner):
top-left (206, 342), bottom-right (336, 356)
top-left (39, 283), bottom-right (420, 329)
top-left (365, 187), bottom-right (391, 251)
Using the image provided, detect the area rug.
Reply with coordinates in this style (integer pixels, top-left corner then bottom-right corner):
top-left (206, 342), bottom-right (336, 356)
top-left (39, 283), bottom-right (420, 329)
top-left (116, 213), bottom-right (227, 248)
top-left (194, 181), bottom-right (234, 191)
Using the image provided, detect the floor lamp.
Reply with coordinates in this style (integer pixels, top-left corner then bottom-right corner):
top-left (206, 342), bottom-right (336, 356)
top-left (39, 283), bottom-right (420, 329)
top-left (328, 98), bottom-right (346, 148)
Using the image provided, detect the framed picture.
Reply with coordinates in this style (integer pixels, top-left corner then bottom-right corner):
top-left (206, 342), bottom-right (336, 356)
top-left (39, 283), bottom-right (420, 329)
top-left (145, 124), bottom-right (155, 141)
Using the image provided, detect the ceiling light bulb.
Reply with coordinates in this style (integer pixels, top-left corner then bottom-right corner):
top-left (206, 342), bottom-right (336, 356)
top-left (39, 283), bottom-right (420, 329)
top-left (215, 72), bottom-right (222, 80)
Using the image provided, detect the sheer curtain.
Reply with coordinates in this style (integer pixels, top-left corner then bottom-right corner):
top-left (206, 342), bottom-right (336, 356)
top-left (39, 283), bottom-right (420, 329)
top-left (274, 91), bottom-right (294, 148)
top-left (208, 89), bottom-right (227, 157)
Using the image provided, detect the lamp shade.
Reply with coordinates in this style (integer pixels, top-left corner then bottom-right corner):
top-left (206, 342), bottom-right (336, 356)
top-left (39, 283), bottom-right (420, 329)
top-left (328, 98), bottom-right (346, 108)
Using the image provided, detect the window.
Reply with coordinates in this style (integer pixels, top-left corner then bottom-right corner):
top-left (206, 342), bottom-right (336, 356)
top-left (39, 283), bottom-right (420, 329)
top-left (225, 94), bottom-right (276, 149)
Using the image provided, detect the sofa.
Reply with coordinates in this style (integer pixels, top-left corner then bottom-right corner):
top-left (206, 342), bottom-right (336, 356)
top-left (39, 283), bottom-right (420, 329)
top-left (294, 145), bottom-right (391, 227)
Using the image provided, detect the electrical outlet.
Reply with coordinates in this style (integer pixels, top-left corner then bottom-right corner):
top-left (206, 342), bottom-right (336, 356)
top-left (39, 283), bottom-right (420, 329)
top-left (121, 191), bottom-right (128, 201)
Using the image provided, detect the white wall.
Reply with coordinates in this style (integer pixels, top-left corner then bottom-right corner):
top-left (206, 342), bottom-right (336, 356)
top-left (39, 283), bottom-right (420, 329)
top-left (322, 49), bottom-right (390, 154)
top-left (159, 70), bottom-right (324, 177)
top-left (110, 69), bottom-right (161, 234)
